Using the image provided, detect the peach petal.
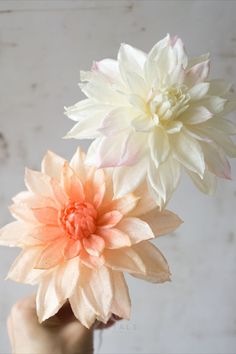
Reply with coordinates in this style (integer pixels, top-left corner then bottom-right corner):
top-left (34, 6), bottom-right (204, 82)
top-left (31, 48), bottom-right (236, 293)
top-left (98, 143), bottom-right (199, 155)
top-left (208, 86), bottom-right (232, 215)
top-left (104, 247), bottom-right (146, 274)
top-left (12, 191), bottom-right (57, 210)
top-left (98, 210), bottom-right (123, 228)
top-left (0, 221), bottom-right (42, 247)
top-left (69, 286), bottom-right (96, 328)
top-left (34, 238), bottom-right (67, 269)
top-left (41, 150), bottom-right (65, 180)
top-left (25, 168), bottom-right (53, 198)
top-left (97, 228), bottom-right (131, 249)
top-left (141, 209), bottom-right (183, 236)
top-left (129, 182), bottom-right (157, 216)
top-left (102, 193), bottom-right (139, 215)
top-left (109, 270), bottom-right (131, 319)
top-left (9, 204), bottom-right (37, 224)
top-left (80, 250), bottom-right (104, 269)
top-left (116, 217), bottom-right (154, 244)
top-left (7, 247), bottom-right (45, 284)
top-left (55, 257), bottom-right (80, 299)
top-left (70, 174), bottom-right (85, 202)
top-left (83, 234), bottom-right (105, 257)
top-left (63, 239), bottom-right (82, 260)
top-left (30, 225), bottom-right (64, 242)
top-left (70, 148), bottom-right (87, 183)
top-left (131, 241), bottom-right (171, 283)
top-left (51, 178), bottom-right (68, 207)
top-left (32, 207), bottom-right (59, 225)
top-left (61, 162), bottom-right (74, 197)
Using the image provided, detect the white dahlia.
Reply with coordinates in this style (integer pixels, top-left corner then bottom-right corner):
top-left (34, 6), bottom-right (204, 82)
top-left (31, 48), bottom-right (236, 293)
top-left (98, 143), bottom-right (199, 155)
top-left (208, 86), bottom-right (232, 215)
top-left (65, 34), bottom-right (236, 207)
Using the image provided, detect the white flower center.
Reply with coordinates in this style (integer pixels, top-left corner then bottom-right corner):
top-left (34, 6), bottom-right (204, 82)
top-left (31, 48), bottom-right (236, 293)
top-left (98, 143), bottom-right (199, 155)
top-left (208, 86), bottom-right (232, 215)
top-left (149, 86), bottom-right (190, 125)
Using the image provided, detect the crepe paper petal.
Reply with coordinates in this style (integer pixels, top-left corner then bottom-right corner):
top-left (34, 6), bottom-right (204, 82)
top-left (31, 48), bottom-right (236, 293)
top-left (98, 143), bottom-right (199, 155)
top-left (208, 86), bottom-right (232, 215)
top-left (1, 148), bottom-right (183, 328)
top-left (65, 34), bottom-right (236, 205)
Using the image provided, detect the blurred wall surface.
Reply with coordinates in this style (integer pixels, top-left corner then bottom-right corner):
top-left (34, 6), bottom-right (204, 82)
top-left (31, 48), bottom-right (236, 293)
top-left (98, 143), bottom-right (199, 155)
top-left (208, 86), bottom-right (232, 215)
top-left (0, 1), bottom-right (236, 353)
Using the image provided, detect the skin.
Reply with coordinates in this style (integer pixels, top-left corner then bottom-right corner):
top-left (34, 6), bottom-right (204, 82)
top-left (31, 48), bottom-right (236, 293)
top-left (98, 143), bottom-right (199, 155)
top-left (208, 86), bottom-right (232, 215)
top-left (7, 295), bottom-right (120, 354)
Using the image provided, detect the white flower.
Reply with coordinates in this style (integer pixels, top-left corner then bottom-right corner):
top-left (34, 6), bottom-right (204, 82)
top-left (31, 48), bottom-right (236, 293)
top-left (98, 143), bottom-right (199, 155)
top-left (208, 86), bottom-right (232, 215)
top-left (65, 34), bottom-right (236, 207)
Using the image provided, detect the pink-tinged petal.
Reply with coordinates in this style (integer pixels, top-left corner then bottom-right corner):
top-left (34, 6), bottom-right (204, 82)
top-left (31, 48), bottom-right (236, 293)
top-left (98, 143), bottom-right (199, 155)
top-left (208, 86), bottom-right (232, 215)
top-left (113, 156), bottom-right (147, 198)
top-left (180, 106), bottom-right (213, 125)
top-left (188, 169), bottom-right (217, 195)
top-left (0, 222), bottom-right (42, 247)
top-left (92, 58), bottom-right (120, 84)
top-left (116, 217), bottom-right (154, 244)
top-left (63, 239), bottom-right (82, 260)
top-left (187, 53), bottom-right (210, 69)
top-left (9, 204), bottom-right (37, 224)
top-left (51, 178), bottom-right (68, 207)
top-left (25, 168), bottom-right (53, 198)
top-left (86, 131), bottom-right (145, 169)
top-left (97, 228), bottom-right (131, 249)
top-left (80, 265), bottom-right (113, 323)
top-left (110, 270), bottom-right (131, 320)
top-left (149, 126), bottom-right (170, 167)
top-left (83, 234), bottom-right (105, 257)
top-left (171, 36), bottom-right (188, 68)
top-left (98, 210), bottom-right (123, 228)
top-left (130, 241), bottom-right (171, 283)
top-left (170, 128), bottom-right (205, 178)
top-left (41, 151), bottom-right (65, 180)
top-left (102, 193), bottom-right (139, 215)
top-left (32, 207), bottom-right (59, 225)
top-left (99, 107), bottom-right (134, 137)
top-left (7, 247), bottom-right (45, 284)
top-left (80, 250), bottom-right (105, 269)
top-left (69, 286), bottom-right (96, 328)
top-left (185, 60), bottom-right (210, 87)
top-left (140, 209), bottom-right (183, 236)
top-left (34, 238), bottom-right (67, 269)
top-left (37, 272), bottom-right (66, 323)
top-left (201, 141), bottom-right (231, 179)
top-left (104, 247), bottom-right (146, 275)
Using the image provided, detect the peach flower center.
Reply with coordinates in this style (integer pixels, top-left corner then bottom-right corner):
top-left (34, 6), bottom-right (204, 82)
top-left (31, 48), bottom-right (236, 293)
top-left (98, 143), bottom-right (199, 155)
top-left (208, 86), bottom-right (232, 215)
top-left (59, 201), bottom-right (98, 240)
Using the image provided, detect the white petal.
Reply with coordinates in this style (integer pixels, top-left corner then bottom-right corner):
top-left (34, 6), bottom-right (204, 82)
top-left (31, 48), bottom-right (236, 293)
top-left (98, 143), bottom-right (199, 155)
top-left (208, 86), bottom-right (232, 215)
top-left (92, 58), bottom-right (121, 84)
top-left (149, 126), bottom-right (170, 167)
top-left (187, 53), bottom-right (210, 69)
top-left (187, 169), bottom-right (217, 195)
top-left (170, 129), bottom-right (205, 177)
top-left (132, 114), bottom-right (155, 132)
top-left (118, 43), bottom-right (147, 81)
top-left (113, 156), bottom-right (147, 198)
top-left (188, 82), bottom-right (210, 100)
top-left (65, 116), bottom-right (102, 140)
top-left (65, 99), bottom-right (111, 121)
top-left (147, 155), bottom-right (181, 207)
top-left (180, 106), bottom-right (213, 125)
top-left (199, 96), bottom-right (227, 114)
top-left (116, 217), bottom-right (154, 244)
top-left (200, 141), bottom-right (231, 179)
top-left (124, 70), bottom-right (148, 97)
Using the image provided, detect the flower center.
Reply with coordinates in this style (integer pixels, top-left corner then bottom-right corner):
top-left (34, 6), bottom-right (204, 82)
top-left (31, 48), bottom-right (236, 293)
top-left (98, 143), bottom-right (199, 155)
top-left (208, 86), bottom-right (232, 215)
top-left (149, 85), bottom-right (190, 125)
top-left (59, 201), bottom-right (98, 240)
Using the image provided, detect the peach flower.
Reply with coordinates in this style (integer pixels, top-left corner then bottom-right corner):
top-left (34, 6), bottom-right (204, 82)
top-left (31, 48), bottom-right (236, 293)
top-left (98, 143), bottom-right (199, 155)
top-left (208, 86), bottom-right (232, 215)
top-left (0, 148), bottom-right (182, 328)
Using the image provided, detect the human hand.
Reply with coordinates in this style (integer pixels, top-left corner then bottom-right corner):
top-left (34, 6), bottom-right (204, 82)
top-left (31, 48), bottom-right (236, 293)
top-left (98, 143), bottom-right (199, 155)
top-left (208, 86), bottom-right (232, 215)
top-left (7, 295), bottom-right (120, 354)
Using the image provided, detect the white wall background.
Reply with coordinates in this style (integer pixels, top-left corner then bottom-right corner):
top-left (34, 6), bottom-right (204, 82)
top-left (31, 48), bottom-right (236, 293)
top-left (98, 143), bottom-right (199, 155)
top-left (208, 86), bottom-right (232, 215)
top-left (0, 1), bottom-right (236, 353)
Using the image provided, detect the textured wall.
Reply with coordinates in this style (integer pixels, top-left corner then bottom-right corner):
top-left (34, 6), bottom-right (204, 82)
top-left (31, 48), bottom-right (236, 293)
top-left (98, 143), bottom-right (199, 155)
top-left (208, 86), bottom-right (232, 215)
top-left (0, 1), bottom-right (236, 353)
